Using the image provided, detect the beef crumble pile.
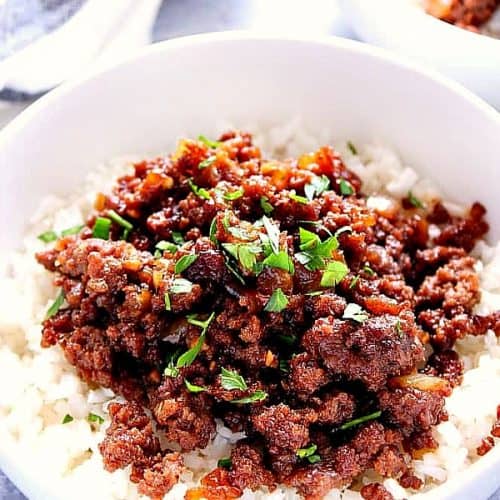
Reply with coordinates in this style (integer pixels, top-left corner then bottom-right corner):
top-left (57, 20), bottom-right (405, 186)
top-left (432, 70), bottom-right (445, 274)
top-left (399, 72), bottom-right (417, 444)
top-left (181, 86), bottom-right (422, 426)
top-left (425, 0), bottom-right (499, 32)
top-left (36, 132), bottom-right (500, 500)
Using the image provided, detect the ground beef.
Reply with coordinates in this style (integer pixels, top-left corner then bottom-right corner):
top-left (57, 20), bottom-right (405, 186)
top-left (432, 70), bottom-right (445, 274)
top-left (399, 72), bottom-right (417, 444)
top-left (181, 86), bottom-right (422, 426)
top-left (36, 131), bottom-right (499, 498)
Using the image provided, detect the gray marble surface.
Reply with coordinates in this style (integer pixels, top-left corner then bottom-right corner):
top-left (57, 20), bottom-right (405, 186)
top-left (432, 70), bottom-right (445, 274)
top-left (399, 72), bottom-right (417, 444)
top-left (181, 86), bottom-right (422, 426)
top-left (0, 0), bottom-right (498, 499)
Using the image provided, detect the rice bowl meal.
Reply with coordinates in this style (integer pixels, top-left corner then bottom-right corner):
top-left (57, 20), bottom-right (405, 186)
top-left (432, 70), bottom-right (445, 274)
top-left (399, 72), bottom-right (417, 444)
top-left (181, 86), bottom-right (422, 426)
top-left (1, 122), bottom-right (499, 500)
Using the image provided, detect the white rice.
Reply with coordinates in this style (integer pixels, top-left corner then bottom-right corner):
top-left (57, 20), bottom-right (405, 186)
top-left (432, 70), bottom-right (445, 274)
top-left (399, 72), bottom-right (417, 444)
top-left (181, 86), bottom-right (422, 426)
top-left (1, 122), bottom-right (499, 500)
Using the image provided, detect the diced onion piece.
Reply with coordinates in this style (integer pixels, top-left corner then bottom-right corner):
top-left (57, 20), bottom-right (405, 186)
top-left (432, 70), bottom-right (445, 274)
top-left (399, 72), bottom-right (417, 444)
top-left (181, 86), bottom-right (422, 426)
top-left (389, 374), bottom-right (452, 396)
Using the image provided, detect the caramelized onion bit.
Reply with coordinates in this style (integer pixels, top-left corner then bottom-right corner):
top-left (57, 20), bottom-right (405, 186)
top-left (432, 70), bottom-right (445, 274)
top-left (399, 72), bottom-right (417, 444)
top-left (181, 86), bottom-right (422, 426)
top-left (389, 373), bottom-right (452, 397)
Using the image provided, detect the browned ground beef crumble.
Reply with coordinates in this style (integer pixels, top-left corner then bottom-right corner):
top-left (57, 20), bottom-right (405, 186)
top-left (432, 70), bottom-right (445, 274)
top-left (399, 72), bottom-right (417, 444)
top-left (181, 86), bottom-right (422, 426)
top-left (36, 131), bottom-right (500, 500)
top-left (425, 0), bottom-right (500, 31)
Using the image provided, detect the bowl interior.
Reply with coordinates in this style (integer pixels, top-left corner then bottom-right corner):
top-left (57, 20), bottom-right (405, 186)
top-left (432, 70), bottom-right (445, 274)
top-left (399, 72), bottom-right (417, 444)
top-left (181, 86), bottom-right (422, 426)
top-left (0, 33), bottom-right (500, 499)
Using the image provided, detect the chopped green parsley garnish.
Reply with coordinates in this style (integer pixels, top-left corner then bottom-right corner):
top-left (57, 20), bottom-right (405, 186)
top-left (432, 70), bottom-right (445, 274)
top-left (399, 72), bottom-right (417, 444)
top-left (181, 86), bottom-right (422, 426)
top-left (289, 192), bottom-right (308, 204)
top-left (170, 278), bottom-right (193, 294)
top-left (108, 209), bottom-right (133, 232)
top-left (339, 179), bottom-right (354, 196)
top-left (62, 414), bottom-right (74, 424)
top-left (199, 156), bottom-right (216, 169)
top-left (220, 367), bottom-right (248, 391)
top-left (45, 290), bottom-right (65, 319)
top-left (262, 216), bottom-right (280, 254)
top-left (171, 231), bottom-right (185, 245)
top-left (296, 227), bottom-right (340, 271)
top-left (262, 250), bottom-right (294, 274)
top-left (155, 240), bottom-right (178, 256)
top-left (222, 243), bottom-right (260, 271)
top-left (223, 189), bottom-right (244, 201)
top-left (347, 141), bottom-right (358, 155)
top-left (407, 191), bottom-right (424, 209)
top-left (218, 457), bottom-right (232, 469)
top-left (320, 260), bottom-right (349, 287)
top-left (188, 179), bottom-right (211, 201)
top-left (184, 379), bottom-right (207, 393)
top-left (186, 311), bottom-right (216, 331)
top-left (304, 175), bottom-right (330, 201)
top-left (230, 389), bottom-right (268, 404)
top-left (339, 410), bottom-right (382, 430)
top-left (209, 217), bottom-right (218, 243)
top-left (363, 264), bottom-right (375, 276)
top-left (260, 196), bottom-right (273, 215)
top-left (296, 443), bottom-right (321, 463)
top-left (349, 275), bottom-right (360, 289)
top-left (279, 359), bottom-right (289, 373)
top-left (175, 254), bottom-right (198, 274)
top-left (176, 333), bottom-right (206, 369)
top-left (92, 217), bottom-right (111, 239)
top-left (37, 230), bottom-right (58, 243)
top-left (343, 303), bottom-right (369, 323)
top-left (38, 224), bottom-right (85, 243)
top-left (264, 288), bottom-right (289, 313)
top-left (87, 413), bottom-right (104, 425)
top-left (61, 224), bottom-right (85, 237)
top-left (395, 319), bottom-right (403, 338)
top-left (277, 333), bottom-right (297, 346)
top-left (198, 135), bottom-right (222, 148)
top-left (164, 293), bottom-right (171, 311)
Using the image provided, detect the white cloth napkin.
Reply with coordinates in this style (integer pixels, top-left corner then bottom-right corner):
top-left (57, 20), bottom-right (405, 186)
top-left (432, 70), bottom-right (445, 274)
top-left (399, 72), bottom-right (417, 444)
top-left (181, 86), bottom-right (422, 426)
top-left (0, 0), bottom-right (162, 96)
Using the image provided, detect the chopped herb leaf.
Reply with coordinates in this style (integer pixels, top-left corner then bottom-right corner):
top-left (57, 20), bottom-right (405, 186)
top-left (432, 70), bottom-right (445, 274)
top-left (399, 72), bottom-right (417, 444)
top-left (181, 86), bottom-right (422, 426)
top-left (172, 231), bottom-right (185, 245)
top-left (164, 293), bottom-right (171, 311)
top-left (347, 141), bottom-right (358, 155)
top-left (92, 217), bottom-right (111, 239)
top-left (304, 175), bottom-right (330, 201)
top-left (228, 226), bottom-right (253, 241)
top-left (188, 179), bottom-right (211, 200)
top-left (407, 191), bottom-right (424, 209)
top-left (170, 278), bottom-right (193, 294)
top-left (108, 209), bottom-right (133, 231)
top-left (224, 258), bottom-right (246, 284)
top-left (38, 230), bottom-right (58, 243)
top-left (298, 220), bottom-right (333, 236)
top-left (343, 303), bottom-right (369, 323)
top-left (320, 261), bottom-right (349, 287)
top-left (238, 244), bottom-right (258, 270)
top-left (339, 179), bottom-right (354, 196)
top-left (262, 250), bottom-right (294, 274)
top-left (218, 457), bottom-right (232, 469)
top-left (224, 189), bottom-right (244, 201)
top-left (297, 443), bottom-right (317, 459)
top-left (156, 240), bottom-right (178, 254)
top-left (260, 196), bottom-right (273, 215)
top-left (279, 359), bottom-right (289, 373)
top-left (164, 365), bottom-right (179, 377)
top-left (308, 454), bottom-right (321, 464)
top-left (209, 217), bottom-right (218, 243)
top-left (278, 334), bottom-right (297, 345)
top-left (262, 216), bottom-right (280, 254)
top-left (186, 311), bottom-right (216, 332)
top-left (349, 275), bottom-right (360, 289)
top-left (395, 319), bottom-right (403, 338)
top-left (45, 290), bottom-right (65, 319)
top-left (264, 288), bottom-right (289, 312)
top-left (230, 389), bottom-right (268, 404)
top-left (175, 254), bottom-right (198, 274)
top-left (339, 410), bottom-right (382, 430)
top-left (199, 156), bottom-right (216, 169)
top-left (60, 224), bottom-right (84, 237)
top-left (363, 264), bottom-right (375, 276)
top-left (299, 227), bottom-right (320, 251)
top-left (62, 414), bottom-right (74, 424)
top-left (184, 379), bottom-right (207, 393)
top-left (220, 367), bottom-right (248, 391)
top-left (177, 332), bottom-right (206, 368)
top-left (305, 290), bottom-right (323, 296)
top-left (87, 413), bottom-right (104, 425)
top-left (290, 192), bottom-right (308, 204)
top-left (198, 135), bottom-right (222, 148)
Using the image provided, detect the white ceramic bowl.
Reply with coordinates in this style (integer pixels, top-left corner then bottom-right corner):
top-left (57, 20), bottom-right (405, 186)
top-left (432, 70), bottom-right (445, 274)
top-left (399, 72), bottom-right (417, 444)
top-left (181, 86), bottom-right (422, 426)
top-left (0, 33), bottom-right (500, 500)
top-left (339, 0), bottom-right (500, 110)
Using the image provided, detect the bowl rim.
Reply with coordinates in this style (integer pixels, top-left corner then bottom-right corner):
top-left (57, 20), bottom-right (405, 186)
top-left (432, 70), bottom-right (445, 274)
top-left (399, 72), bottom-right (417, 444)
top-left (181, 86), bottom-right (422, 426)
top-left (0, 31), bottom-right (499, 500)
top-left (0, 30), bottom-right (499, 154)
